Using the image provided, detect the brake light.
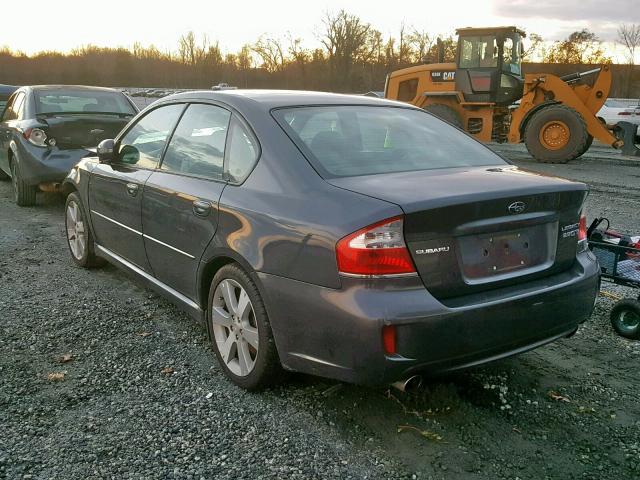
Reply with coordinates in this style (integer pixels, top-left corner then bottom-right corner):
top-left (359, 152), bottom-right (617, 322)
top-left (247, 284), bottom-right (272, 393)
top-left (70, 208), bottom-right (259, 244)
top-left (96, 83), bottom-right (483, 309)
top-left (618, 111), bottom-right (631, 116)
top-left (382, 325), bottom-right (397, 355)
top-left (23, 128), bottom-right (48, 147)
top-left (578, 214), bottom-right (587, 241)
top-left (577, 213), bottom-right (588, 252)
top-left (336, 216), bottom-right (416, 276)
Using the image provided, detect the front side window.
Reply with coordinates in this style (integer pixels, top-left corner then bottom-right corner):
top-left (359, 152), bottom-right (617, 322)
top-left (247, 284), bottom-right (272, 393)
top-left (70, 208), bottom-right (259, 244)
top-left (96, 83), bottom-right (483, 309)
top-left (274, 106), bottom-right (505, 178)
top-left (460, 36), bottom-right (498, 68)
top-left (118, 104), bottom-right (184, 168)
top-left (161, 104), bottom-right (231, 179)
top-left (502, 35), bottom-right (522, 75)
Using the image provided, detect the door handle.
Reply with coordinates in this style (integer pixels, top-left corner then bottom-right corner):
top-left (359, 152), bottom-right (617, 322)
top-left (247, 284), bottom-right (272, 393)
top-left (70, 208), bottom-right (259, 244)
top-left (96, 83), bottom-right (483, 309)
top-left (192, 200), bottom-right (212, 217)
top-left (125, 183), bottom-right (139, 196)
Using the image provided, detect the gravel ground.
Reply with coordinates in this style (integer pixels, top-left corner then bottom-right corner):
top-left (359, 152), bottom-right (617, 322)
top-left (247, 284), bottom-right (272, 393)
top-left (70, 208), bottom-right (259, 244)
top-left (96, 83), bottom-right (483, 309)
top-left (1, 147), bottom-right (639, 480)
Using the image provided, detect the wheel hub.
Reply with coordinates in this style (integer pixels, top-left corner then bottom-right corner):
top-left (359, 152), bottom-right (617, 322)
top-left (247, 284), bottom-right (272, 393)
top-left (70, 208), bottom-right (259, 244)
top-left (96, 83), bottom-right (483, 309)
top-left (539, 120), bottom-right (570, 150)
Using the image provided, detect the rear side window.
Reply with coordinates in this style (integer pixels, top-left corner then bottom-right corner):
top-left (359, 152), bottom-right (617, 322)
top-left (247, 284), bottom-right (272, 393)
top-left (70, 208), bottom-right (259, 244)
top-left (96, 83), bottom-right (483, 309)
top-left (1, 91), bottom-right (24, 122)
top-left (226, 117), bottom-right (259, 183)
top-left (161, 104), bottom-right (231, 179)
top-left (118, 104), bottom-right (184, 169)
top-left (397, 78), bottom-right (418, 102)
top-left (274, 106), bottom-right (505, 178)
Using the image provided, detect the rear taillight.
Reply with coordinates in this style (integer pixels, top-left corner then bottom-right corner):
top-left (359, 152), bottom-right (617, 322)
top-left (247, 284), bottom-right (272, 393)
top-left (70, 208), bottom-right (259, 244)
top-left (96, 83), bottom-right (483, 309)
top-left (578, 213), bottom-right (588, 252)
top-left (336, 216), bottom-right (416, 276)
top-left (23, 128), bottom-right (48, 147)
top-left (578, 214), bottom-right (587, 241)
top-left (618, 111), bottom-right (631, 116)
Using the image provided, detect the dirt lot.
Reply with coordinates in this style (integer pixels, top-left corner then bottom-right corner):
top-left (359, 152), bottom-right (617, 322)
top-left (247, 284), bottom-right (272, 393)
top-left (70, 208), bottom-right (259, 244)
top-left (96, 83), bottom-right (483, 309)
top-left (1, 146), bottom-right (639, 479)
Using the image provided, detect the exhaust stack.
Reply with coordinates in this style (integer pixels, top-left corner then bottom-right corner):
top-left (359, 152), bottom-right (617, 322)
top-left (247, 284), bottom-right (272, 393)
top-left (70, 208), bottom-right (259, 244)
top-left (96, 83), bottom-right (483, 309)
top-left (391, 375), bottom-right (423, 393)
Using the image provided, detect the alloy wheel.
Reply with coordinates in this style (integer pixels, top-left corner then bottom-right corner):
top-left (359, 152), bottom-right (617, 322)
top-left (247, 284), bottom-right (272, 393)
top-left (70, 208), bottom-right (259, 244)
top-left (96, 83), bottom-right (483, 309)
top-left (211, 279), bottom-right (259, 377)
top-left (66, 200), bottom-right (87, 260)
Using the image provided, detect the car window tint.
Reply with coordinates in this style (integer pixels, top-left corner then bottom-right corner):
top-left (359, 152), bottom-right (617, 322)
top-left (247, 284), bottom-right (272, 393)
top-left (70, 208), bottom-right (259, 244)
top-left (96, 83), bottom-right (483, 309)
top-left (14, 93), bottom-right (26, 120)
top-left (34, 89), bottom-right (136, 115)
top-left (2, 92), bottom-right (23, 122)
top-left (118, 104), bottom-right (184, 169)
top-left (227, 118), bottom-right (259, 182)
top-left (274, 106), bottom-right (505, 178)
top-left (161, 104), bottom-right (231, 179)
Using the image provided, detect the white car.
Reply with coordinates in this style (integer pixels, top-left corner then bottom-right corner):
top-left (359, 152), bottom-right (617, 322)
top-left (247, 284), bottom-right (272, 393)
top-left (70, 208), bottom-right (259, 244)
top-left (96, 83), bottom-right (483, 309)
top-left (597, 98), bottom-right (640, 125)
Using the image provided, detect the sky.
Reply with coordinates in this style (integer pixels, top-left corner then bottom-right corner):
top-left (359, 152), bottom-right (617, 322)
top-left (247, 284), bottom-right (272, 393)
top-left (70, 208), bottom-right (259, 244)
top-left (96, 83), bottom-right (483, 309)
top-left (3, 0), bottom-right (640, 61)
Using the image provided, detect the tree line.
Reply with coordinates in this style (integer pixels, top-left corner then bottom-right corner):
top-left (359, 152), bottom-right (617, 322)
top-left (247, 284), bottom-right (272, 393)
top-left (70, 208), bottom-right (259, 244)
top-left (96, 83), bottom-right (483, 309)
top-left (1, 11), bottom-right (639, 96)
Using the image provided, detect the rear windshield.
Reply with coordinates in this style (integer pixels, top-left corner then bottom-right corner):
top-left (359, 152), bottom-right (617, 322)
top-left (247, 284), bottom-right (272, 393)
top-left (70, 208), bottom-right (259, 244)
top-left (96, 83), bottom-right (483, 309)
top-left (34, 89), bottom-right (135, 115)
top-left (273, 106), bottom-right (505, 178)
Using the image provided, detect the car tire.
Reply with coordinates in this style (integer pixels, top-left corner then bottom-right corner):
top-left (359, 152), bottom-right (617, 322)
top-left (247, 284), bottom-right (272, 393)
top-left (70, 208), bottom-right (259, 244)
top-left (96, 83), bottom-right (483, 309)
top-left (10, 159), bottom-right (37, 206)
top-left (610, 298), bottom-right (640, 339)
top-left (208, 263), bottom-right (283, 390)
top-left (524, 105), bottom-right (589, 164)
top-left (64, 192), bottom-right (104, 268)
top-left (423, 104), bottom-right (463, 129)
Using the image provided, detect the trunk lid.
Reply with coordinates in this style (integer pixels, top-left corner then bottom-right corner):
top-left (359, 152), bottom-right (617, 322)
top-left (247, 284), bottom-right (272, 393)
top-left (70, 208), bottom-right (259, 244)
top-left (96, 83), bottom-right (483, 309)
top-left (36, 113), bottom-right (131, 149)
top-left (328, 166), bottom-right (587, 300)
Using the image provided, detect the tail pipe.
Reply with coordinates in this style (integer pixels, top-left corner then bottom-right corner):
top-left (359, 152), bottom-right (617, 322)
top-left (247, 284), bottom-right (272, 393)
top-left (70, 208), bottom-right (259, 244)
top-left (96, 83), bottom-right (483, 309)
top-left (391, 375), bottom-right (423, 393)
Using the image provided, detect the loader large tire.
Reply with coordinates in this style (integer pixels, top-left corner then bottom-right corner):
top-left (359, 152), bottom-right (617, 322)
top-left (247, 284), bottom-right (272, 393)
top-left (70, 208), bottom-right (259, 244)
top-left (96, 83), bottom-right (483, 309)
top-left (578, 135), bottom-right (594, 158)
top-left (524, 105), bottom-right (589, 163)
top-left (424, 104), bottom-right (463, 129)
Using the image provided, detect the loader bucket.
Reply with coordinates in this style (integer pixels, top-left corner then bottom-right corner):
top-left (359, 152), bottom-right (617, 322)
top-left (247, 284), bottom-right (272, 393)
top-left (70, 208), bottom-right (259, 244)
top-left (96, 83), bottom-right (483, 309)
top-left (614, 121), bottom-right (640, 157)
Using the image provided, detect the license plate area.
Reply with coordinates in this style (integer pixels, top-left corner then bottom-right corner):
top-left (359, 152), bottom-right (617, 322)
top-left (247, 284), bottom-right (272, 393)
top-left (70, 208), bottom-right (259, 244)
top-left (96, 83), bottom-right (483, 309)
top-left (458, 223), bottom-right (557, 283)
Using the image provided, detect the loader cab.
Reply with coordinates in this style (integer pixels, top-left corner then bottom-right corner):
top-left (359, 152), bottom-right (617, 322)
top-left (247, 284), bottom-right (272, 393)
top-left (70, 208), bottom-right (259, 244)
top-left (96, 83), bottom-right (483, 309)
top-left (455, 27), bottom-right (525, 107)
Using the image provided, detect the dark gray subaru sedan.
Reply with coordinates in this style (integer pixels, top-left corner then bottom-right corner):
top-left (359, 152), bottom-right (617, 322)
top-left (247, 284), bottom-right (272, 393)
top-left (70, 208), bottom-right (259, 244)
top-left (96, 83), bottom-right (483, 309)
top-left (62, 90), bottom-right (599, 390)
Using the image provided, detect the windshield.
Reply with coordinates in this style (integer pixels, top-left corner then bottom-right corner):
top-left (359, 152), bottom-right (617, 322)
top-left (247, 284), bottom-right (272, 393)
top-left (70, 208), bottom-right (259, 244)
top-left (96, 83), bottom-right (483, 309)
top-left (459, 35), bottom-right (498, 68)
top-left (34, 89), bottom-right (135, 115)
top-left (273, 106), bottom-right (505, 178)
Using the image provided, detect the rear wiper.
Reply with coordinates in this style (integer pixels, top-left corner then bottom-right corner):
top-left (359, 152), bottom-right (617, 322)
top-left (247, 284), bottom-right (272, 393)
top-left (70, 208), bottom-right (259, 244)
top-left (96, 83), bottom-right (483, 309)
top-left (36, 111), bottom-right (135, 118)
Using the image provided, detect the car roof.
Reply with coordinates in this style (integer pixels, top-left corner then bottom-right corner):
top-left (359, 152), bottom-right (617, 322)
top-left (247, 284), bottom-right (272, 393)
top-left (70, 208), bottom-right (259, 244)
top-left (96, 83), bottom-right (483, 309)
top-left (159, 89), bottom-right (414, 111)
top-left (26, 85), bottom-right (124, 93)
top-left (0, 84), bottom-right (18, 95)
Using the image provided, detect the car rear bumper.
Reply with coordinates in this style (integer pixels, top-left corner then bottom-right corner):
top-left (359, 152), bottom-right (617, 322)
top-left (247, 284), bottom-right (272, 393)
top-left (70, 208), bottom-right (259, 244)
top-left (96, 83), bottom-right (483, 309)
top-left (258, 250), bottom-right (600, 385)
top-left (16, 142), bottom-right (91, 186)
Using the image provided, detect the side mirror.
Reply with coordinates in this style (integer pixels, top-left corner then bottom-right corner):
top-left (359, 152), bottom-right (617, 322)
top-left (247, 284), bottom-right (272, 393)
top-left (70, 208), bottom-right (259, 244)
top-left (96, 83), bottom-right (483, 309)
top-left (119, 145), bottom-right (140, 165)
top-left (97, 139), bottom-right (115, 163)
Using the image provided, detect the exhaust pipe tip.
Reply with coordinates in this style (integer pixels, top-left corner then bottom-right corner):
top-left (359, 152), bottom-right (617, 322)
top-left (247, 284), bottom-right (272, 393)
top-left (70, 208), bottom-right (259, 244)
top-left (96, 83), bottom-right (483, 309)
top-left (391, 374), bottom-right (423, 393)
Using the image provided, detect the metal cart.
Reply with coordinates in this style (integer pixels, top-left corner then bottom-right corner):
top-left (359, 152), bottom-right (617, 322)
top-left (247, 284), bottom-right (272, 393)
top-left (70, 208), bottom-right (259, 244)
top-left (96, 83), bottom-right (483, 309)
top-left (588, 217), bottom-right (640, 339)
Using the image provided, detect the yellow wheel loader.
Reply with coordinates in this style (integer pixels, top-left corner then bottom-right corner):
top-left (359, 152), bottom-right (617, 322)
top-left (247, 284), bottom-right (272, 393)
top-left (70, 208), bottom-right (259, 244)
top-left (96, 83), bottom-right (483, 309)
top-left (385, 26), bottom-right (637, 163)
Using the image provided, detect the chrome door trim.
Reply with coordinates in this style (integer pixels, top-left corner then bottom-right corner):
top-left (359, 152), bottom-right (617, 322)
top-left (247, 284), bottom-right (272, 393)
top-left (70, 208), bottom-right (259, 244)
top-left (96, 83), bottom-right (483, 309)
top-left (91, 210), bottom-right (142, 236)
top-left (143, 233), bottom-right (195, 259)
top-left (95, 244), bottom-right (202, 314)
top-left (92, 210), bottom-right (195, 260)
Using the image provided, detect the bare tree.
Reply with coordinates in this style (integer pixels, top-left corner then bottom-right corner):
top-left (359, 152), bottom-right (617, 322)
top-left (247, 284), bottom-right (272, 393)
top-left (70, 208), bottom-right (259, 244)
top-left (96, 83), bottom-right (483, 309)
top-left (252, 36), bottom-right (286, 73)
top-left (407, 29), bottom-right (433, 63)
top-left (618, 24), bottom-right (640, 64)
top-left (522, 33), bottom-right (544, 61)
top-left (321, 10), bottom-right (374, 90)
top-left (178, 31), bottom-right (208, 66)
top-left (617, 24), bottom-right (640, 96)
